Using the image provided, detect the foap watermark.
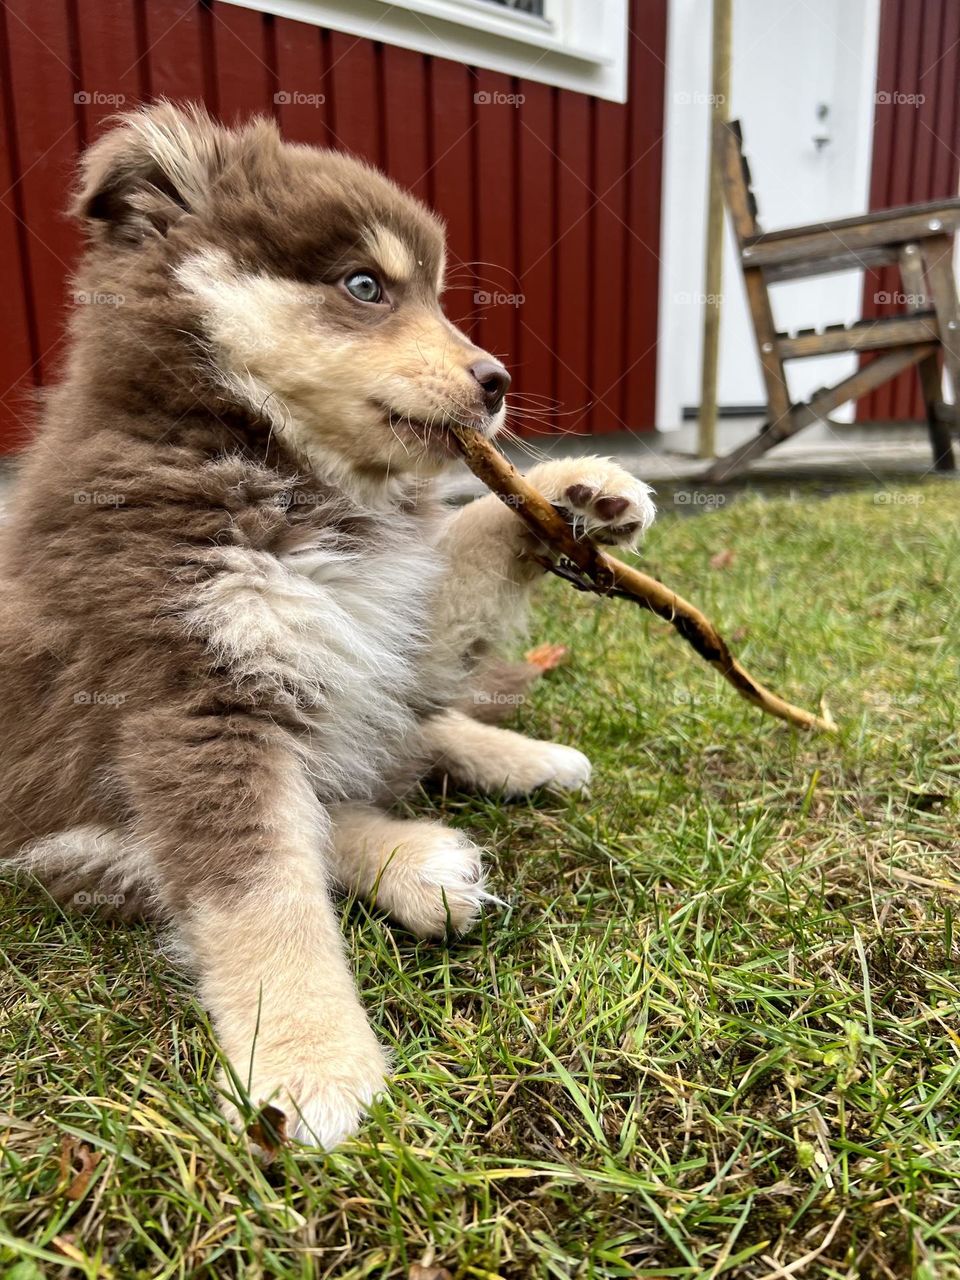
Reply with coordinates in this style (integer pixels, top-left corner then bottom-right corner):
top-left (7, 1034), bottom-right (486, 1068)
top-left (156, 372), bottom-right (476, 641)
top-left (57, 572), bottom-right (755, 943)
top-left (74, 690), bottom-right (128, 708)
top-left (273, 90), bottom-right (326, 107)
top-left (474, 289), bottom-right (525, 308)
top-left (876, 90), bottom-right (925, 107)
top-left (74, 490), bottom-right (126, 507)
top-left (473, 690), bottom-right (526, 707)
top-left (73, 290), bottom-right (124, 308)
top-left (673, 90), bottom-right (726, 107)
top-left (74, 90), bottom-right (126, 107)
top-left (874, 490), bottom-right (925, 506)
top-left (870, 690), bottom-right (925, 712)
top-left (875, 290), bottom-right (924, 307)
top-left (674, 490), bottom-right (726, 509)
top-left (74, 890), bottom-right (125, 908)
top-left (474, 90), bottom-right (525, 107)
top-left (674, 290), bottom-right (724, 306)
top-left (274, 490), bottom-right (328, 512)
top-left (672, 686), bottom-right (723, 707)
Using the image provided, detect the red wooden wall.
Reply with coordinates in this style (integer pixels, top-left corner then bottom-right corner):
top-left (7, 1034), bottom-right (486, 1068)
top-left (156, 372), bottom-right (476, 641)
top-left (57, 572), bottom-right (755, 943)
top-left (0, 0), bottom-right (667, 453)
top-left (860, 0), bottom-right (960, 422)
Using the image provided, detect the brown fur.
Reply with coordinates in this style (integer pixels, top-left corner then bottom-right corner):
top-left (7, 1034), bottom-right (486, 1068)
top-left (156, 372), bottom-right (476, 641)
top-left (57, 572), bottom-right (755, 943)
top-left (1, 106), bottom-right (472, 887)
top-left (1, 104), bottom-right (654, 1146)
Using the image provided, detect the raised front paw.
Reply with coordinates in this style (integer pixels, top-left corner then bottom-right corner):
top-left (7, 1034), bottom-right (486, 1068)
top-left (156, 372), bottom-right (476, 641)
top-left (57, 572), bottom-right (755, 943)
top-left (525, 458), bottom-right (655, 547)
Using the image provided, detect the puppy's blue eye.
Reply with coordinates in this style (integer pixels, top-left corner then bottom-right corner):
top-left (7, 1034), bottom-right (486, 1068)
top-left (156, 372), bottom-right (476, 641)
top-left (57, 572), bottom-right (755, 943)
top-left (344, 271), bottom-right (383, 303)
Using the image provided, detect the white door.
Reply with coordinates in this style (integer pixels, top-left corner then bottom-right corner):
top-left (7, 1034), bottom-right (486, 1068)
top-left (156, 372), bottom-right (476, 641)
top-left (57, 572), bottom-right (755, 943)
top-left (657, 0), bottom-right (881, 429)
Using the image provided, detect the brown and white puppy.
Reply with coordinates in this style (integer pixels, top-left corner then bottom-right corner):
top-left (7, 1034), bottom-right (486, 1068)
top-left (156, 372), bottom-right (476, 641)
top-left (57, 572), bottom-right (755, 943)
top-left (2, 104), bottom-right (654, 1147)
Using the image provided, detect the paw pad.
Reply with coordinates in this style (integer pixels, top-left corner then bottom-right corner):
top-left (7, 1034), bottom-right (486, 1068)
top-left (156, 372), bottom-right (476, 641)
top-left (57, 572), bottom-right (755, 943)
top-left (594, 495), bottom-right (631, 521)
top-left (565, 483), bottom-right (596, 508)
top-left (529, 459), bottom-right (655, 548)
top-left (560, 481), bottom-right (649, 545)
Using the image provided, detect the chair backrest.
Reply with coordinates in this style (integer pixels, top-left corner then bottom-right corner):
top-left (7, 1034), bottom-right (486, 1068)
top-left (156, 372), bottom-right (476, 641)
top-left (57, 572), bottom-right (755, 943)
top-left (716, 119), bottom-right (762, 247)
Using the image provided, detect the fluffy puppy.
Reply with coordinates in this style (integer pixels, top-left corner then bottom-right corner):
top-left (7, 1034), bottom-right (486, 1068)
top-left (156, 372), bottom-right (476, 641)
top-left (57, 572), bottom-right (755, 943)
top-left (2, 104), bottom-right (654, 1147)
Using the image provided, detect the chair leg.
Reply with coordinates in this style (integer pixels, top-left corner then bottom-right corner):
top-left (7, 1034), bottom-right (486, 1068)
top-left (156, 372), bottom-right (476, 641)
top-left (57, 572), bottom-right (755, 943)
top-left (703, 419), bottom-right (786, 484)
top-left (918, 236), bottom-right (959, 472)
top-left (917, 351), bottom-right (957, 472)
top-left (742, 267), bottom-right (792, 429)
top-left (703, 344), bottom-right (939, 483)
top-left (704, 267), bottom-right (794, 482)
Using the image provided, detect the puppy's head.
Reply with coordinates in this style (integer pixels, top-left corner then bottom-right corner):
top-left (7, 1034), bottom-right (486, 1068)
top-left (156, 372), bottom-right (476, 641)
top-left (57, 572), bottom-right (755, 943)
top-left (73, 103), bottom-right (509, 479)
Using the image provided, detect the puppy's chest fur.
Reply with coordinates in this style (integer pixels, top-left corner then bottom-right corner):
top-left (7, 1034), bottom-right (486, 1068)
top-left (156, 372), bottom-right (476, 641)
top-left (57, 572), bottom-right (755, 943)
top-left (185, 505), bottom-right (447, 802)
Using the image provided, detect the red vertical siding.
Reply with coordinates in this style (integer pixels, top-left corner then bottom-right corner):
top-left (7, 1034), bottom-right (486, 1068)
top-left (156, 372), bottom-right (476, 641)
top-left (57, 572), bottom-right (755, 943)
top-left (553, 90), bottom-right (592, 434)
top-left (3, 0), bottom-right (82, 392)
top-left (326, 31), bottom-right (383, 164)
top-left (429, 57), bottom-right (477, 339)
top-left (516, 81), bottom-right (557, 430)
top-left (0, 0), bottom-right (668, 453)
top-left (589, 95), bottom-right (630, 434)
top-left (861, 0), bottom-right (960, 422)
top-left (474, 68), bottom-right (519, 378)
top-left (142, 0), bottom-right (214, 105)
top-left (0, 0), bottom-right (39, 449)
top-left (74, 0), bottom-right (145, 139)
top-left (381, 45), bottom-right (430, 202)
top-left (275, 23), bottom-right (329, 144)
top-left (622, 0), bottom-right (667, 435)
top-left (211, 5), bottom-right (271, 124)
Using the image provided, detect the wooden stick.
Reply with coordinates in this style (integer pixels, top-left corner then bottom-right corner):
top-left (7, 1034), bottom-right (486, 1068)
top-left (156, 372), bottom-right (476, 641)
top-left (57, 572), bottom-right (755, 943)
top-left (451, 426), bottom-right (836, 734)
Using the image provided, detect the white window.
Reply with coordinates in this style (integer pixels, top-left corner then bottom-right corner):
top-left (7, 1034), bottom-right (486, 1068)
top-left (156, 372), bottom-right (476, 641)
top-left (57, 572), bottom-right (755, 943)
top-left (223, 0), bottom-right (629, 102)
top-left (471, 1), bottom-right (547, 16)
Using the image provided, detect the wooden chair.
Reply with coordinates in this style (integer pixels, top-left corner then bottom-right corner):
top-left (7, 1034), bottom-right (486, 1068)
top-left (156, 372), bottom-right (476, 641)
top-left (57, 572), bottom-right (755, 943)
top-left (704, 119), bottom-right (960, 482)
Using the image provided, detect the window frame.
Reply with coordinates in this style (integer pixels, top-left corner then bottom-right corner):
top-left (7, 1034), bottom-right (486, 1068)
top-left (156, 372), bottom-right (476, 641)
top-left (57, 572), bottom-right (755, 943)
top-left (221, 0), bottom-right (630, 102)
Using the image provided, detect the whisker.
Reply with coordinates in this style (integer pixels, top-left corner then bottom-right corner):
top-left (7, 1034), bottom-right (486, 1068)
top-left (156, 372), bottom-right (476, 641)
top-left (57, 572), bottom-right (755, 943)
top-left (497, 424), bottom-right (547, 461)
top-left (449, 259), bottom-right (522, 278)
top-left (387, 411), bottom-right (412, 458)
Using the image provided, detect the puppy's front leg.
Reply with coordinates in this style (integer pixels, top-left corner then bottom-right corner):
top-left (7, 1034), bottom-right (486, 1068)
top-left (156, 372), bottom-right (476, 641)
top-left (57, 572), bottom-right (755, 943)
top-left (419, 709), bottom-right (591, 798)
top-left (120, 714), bottom-right (387, 1148)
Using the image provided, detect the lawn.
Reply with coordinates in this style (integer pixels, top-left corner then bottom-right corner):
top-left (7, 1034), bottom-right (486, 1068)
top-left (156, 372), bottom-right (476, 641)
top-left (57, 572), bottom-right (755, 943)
top-left (2, 477), bottom-right (959, 1279)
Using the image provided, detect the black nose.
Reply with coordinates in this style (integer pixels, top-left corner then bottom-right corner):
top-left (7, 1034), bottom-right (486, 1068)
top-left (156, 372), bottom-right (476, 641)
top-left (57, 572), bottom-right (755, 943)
top-left (469, 359), bottom-right (511, 414)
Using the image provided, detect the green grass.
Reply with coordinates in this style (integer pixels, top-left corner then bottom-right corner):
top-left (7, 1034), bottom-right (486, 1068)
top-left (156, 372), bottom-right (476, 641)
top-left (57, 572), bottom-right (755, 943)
top-left (2, 477), bottom-right (959, 1279)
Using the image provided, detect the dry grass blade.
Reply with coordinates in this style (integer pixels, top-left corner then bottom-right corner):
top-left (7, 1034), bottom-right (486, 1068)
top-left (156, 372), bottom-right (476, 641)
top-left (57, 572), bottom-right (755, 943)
top-left (756, 1210), bottom-right (847, 1278)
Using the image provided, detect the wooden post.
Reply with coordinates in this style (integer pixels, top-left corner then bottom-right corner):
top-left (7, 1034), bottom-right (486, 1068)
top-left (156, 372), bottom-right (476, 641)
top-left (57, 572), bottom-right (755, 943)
top-left (698, 0), bottom-right (733, 459)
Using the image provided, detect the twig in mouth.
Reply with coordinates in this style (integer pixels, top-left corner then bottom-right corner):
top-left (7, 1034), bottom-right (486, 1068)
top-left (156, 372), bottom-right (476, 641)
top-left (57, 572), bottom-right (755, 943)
top-left (448, 423), bottom-right (836, 735)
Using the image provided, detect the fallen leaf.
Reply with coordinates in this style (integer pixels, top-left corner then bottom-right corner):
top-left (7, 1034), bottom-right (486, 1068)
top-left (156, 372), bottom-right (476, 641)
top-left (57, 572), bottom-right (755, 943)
top-left (58, 1138), bottom-right (100, 1201)
top-left (247, 1103), bottom-right (288, 1160)
top-left (409, 1266), bottom-right (453, 1280)
top-left (524, 642), bottom-right (569, 672)
top-left (709, 548), bottom-right (736, 570)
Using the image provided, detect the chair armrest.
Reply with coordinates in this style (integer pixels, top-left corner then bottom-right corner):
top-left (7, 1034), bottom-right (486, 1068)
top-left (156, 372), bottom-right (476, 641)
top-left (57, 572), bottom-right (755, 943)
top-left (741, 207), bottom-right (960, 270)
top-left (746, 197), bottom-right (960, 244)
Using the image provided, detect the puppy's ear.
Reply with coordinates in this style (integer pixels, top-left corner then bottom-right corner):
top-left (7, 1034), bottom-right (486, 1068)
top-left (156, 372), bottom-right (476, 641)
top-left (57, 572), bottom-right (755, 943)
top-left (72, 101), bottom-right (229, 244)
